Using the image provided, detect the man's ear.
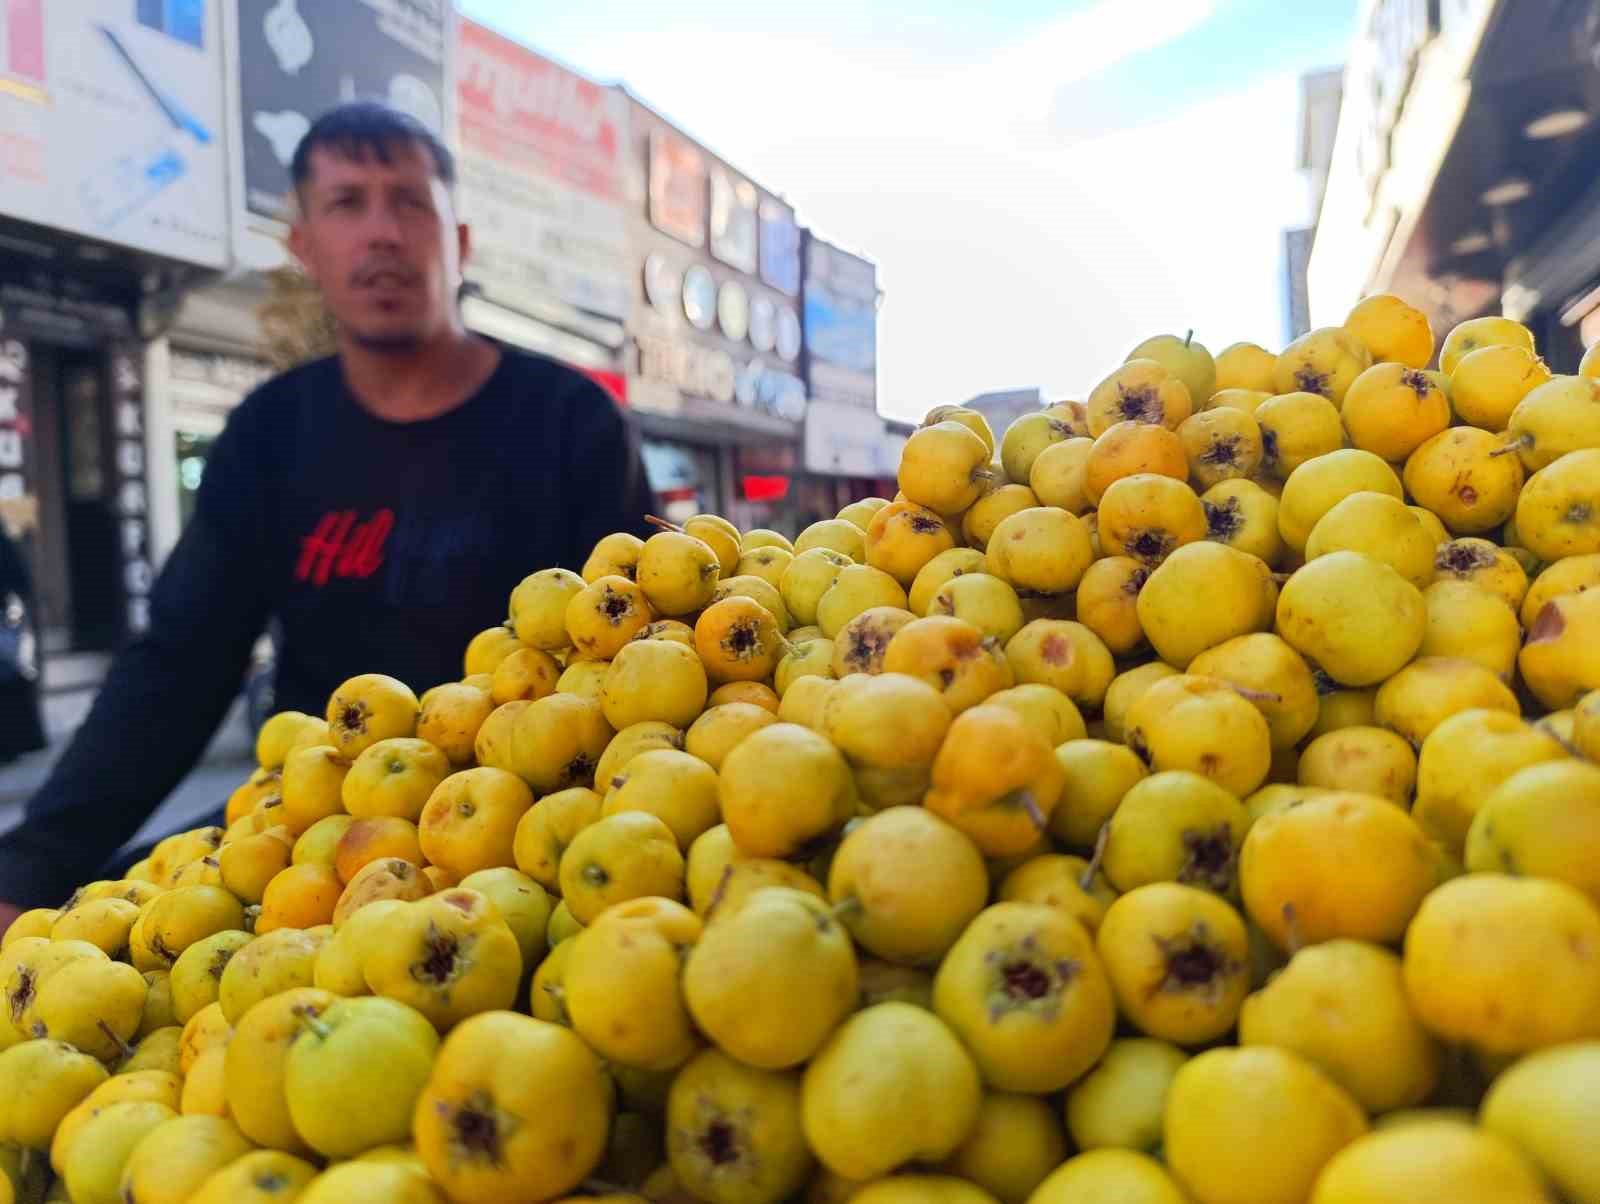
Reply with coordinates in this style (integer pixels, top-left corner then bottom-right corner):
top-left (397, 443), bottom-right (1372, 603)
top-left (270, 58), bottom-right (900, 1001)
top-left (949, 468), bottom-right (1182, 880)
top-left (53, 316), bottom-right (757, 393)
top-left (287, 221), bottom-right (312, 278)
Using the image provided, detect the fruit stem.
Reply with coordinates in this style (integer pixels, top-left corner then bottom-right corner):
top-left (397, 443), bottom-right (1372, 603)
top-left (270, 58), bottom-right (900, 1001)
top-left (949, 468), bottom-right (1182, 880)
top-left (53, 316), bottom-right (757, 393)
top-left (645, 514), bottom-right (684, 533)
top-left (704, 863), bottom-right (736, 921)
top-left (1184, 329), bottom-right (1194, 348)
top-left (1081, 823), bottom-right (1110, 891)
top-left (831, 896), bottom-right (864, 919)
top-left (97, 1020), bottom-right (135, 1062)
top-left (1281, 902), bottom-right (1305, 957)
top-left (542, 983), bottom-right (565, 1002)
top-left (997, 787), bottom-right (1046, 831)
top-left (1489, 438), bottom-right (1525, 458)
top-left (293, 1007), bottom-right (333, 1042)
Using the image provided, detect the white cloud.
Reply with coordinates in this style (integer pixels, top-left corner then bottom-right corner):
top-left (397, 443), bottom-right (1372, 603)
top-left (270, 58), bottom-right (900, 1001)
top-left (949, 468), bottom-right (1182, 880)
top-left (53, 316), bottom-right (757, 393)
top-left (539, 0), bottom-right (1300, 419)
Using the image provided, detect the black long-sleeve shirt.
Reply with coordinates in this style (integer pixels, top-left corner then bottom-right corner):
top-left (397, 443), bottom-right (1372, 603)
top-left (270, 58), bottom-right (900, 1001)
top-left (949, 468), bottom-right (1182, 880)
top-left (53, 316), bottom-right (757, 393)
top-left (0, 346), bottom-right (653, 906)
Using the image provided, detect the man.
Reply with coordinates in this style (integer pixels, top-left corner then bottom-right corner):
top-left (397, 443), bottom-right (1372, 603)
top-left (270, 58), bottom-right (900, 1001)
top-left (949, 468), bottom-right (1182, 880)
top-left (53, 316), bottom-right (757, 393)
top-left (0, 102), bottom-right (653, 919)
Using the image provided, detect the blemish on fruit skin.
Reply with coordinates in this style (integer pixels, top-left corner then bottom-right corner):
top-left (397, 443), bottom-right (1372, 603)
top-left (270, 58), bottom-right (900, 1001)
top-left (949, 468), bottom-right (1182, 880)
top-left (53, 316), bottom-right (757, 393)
top-left (1040, 635), bottom-right (1071, 666)
top-left (1567, 502), bottom-right (1594, 525)
top-left (1437, 542), bottom-right (1494, 574)
top-left (1117, 384), bottom-right (1163, 423)
top-left (909, 514), bottom-right (944, 535)
top-left (1401, 369), bottom-right (1431, 397)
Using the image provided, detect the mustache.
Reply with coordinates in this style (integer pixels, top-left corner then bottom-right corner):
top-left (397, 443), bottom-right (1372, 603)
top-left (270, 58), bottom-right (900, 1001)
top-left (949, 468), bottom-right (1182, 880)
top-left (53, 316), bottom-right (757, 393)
top-left (352, 259), bottom-right (421, 287)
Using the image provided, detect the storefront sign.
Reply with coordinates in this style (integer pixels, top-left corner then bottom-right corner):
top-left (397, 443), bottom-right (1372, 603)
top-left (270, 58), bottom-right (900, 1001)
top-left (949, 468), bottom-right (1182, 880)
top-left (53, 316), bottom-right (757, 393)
top-left (759, 200), bottom-right (801, 297)
top-left (230, 0), bottom-right (448, 266)
top-left (649, 128), bottom-right (707, 248)
top-left (803, 236), bottom-right (878, 409)
top-left (0, 0), bottom-right (228, 267)
top-left (709, 166), bottom-right (758, 275)
top-left (110, 346), bottom-right (152, 635)
top-left (804, 398), bottom-right (901, 478)
top-left (0, 337), bottom-right (33, 537)
top-left (456, 19), bottom-right (631, 320)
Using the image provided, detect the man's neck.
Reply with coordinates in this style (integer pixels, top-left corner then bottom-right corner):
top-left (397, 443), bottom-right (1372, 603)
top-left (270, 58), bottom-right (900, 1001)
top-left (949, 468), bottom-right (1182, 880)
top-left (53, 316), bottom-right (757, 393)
top-left (337, 327), bottom-right (501, 423)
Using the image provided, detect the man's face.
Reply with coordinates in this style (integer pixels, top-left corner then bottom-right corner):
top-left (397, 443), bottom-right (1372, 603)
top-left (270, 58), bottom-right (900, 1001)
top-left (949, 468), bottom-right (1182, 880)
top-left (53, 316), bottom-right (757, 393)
top-left (288, 141), bottom-right (468, 352)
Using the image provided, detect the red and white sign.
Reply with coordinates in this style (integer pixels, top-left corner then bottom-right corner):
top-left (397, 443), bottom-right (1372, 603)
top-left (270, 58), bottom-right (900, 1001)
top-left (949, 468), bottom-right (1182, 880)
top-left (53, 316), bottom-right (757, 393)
top-left (456, 19), bottom-right (631, 319)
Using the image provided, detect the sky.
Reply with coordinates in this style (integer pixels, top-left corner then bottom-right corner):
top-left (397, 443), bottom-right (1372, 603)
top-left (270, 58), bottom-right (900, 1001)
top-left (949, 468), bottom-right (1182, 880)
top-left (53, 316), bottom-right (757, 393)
top-left (461, 0), bottom-right (1358, 420)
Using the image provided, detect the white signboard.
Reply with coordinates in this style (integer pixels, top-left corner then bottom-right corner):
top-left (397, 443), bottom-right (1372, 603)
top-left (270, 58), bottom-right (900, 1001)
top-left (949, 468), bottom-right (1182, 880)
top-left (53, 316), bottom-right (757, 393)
top-left (804, 399), bottom-right (901, 478)
top-left (0, 0), bottom-right (228, 268)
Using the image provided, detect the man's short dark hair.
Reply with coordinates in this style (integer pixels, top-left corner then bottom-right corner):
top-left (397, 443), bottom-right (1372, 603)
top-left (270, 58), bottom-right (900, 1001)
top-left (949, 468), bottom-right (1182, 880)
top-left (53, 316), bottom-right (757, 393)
top-left (290, 101), bottom-right (456, 194)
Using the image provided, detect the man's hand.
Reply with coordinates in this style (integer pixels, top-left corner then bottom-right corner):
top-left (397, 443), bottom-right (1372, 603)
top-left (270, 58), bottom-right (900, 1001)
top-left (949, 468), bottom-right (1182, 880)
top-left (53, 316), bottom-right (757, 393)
top-left (0, 902), bottom-right (23, 939)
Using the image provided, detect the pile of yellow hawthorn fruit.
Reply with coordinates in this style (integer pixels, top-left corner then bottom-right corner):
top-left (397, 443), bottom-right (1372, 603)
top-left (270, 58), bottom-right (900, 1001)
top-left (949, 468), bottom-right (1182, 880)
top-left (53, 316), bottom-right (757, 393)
top-left (2, 294), bottom-right (1600, 1204)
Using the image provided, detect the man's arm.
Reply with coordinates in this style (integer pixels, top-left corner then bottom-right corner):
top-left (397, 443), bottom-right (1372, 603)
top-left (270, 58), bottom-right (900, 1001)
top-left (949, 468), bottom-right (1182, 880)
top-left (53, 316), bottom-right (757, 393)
top-left (560, 378), bottom-right (656, 568)
top-left (0, 400), bottom-right (274, 908)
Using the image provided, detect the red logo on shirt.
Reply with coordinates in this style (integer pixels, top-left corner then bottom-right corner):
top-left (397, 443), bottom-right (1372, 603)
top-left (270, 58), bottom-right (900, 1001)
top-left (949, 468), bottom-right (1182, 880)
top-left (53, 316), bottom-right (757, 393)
top-left (296, 509), bottom-right (394, 586)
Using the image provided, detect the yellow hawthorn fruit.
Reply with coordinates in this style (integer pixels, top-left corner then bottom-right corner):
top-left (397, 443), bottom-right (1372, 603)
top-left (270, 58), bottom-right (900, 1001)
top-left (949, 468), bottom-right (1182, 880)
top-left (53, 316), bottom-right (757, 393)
top-left (684, 887), bottom-right (857, 1070)
top-left (1087, 359), bottom-right (1194, 437)
top-left (509, 567), bottom-right (586, 650)
top-left (1516, 446), bottom-right (1600, 562)
top-left (837, 496), bottom-right (890, 531)
top-left (509, 693), bottom-right (614, 793)
top-left (602, 748), bottom-right (720, 851)
top-left (1275, 326), bottom-right (1373, 404)
top-left (928, 573), bottom-right (1025, 643)
top-left (1431, 537), bottom-right (1527, 609)
top-left (1075, 557), bottom-right (1149, 656)
top-left (1239, 939), bottom-right (1439, 1112)
top-left (1064, 1038), bottom-right (1187, 1154)
top-left (600, 638), bottom-right (708, 729)
top-left (1344, 293), bottom-right (1432, 369)
top-left (462, 627), bottom-right (523, 679)
top-left (51, 897), bottom-right (140, 959)
top-left (325, 674), bottom-right (419, 760)
top-left (1095, 884), bottom-right (1250, 1045)
top-left (330, 857), bottom-right (429, 928)
top-left (736, 544), bottom-right (794, 591)
top-left (1277, 449), bottom-right (1403, 553)
top-left (1505, 374), bottom-right (1600, 471)
top-left (815, 564), bottom-right (908, 640)
top-left (1241, 791), bottom-right (1433, 950)
top-left (1165, 1046), bottom-right (1366, 1204)
top-left (933, 902), bottom-right (1115, 1093)
top-left (1083, 421), bottom-right (1189, 507)
top-left (61, 1099), bottom-right (178, 1204)
top-left (1412, 708), bottom-right (1568, 853)
top-left (1096, 474), bottom-right (1206, 567)
top-left (334, 815), bottom-right (422, 884)
top-left (565, 896), bottom-right (702, 1071)
top-left (820, 671), bottom-right (952, 771)
top-left (1179, 407), bottom-right (1263, 490)
top-left (1306, 491), bottom-right (1434, 588)
top-left (1275, 551), bottom-right (1425, 687)
top-left (683, 702), bottom-right (777, 771)
top-left (416, 683), bottom-right (494, 766)
top-left (1311, 1122), bottom-right (1547, 1204)
top-left (1102, 770), bottom-right (1250, 897)
top-left (1028, 436), bottom-right (1095, 513)
top-left (341, 737), bottom-right (450, 823)
top-left (706, 680), bottom-right (780, 712)
top-left (780, 547), bottom-right (854, 628)
top-left (883, 615), bottom-right (1012, 714)
top-left (1255, 391), bottom-right (1344, 479)
top-left (663, 1049), bottom-right (812, 1203)
top-left (637, 530), bottom-right (721, 617)
top-left (998, 852), bottom-right (1114, 936)
top-left (985, 506), bottom-right (1093, 596)
top-left (925, 704), bottom-right (1064, 858)
top-left (186, 1150), bottom-right (319, 1204)
top-left (257, 863), bottom-right (340, 934)
top-left (1000, 411), bottom-right (1076, 485)
top-left (831, 605), bottom-right (917, 677)
top-left (1004, 619), bottom-right (1114, 711)
top-left (1440, 315), bottom-right (1536, 376)
top-left (828, 806), bottom-right (988, 966)
top-left (1465, 760), bottom-right (1600, 907)
top-left (118, 1114), bottom-right (255, 1204)
top-left (795, 518), bottom-right (867, 562)
top-left (898, 421), bottom-right (993, 514)
top-left (1206, 386), bottom-right (1272, 415)
top-left (279, 745), bottom-right (349, 836)
top-left (1340, 363), bottom-right (1450, 462)
top-left (1403, 874), bottom-right (1600, 1054)
top-left (489, 647), bottom-right (562, 706)
top-left (413, 1011), bottom-right (610, 1204)
top-left (1050, 737), bottom-right (1148, 847)
top-left (362, 890), bottom-right (521, 1031)
top-left (1201, 478), bottom-right (1284, 564)
top-left (1298, 727), bottom-right (1416, 806)
top-left (1214, 341), bottom-right (1279, 393)
top-left (1450, 343), bottom-right (1551, 429)
top-left (1128, 332), bottom-right (1216, 405)
top-left (256, 711), bottom-right (325, 773)
top-left (719, 723), bottom-right (855, 859)
top-left (983, 683), bottom-right (1086, 747)
top-left (1373, 655), bottom-right (1518, 746)
top-left (1404, 426), bottom-right (1525, 535)
top-left (1136, 541), bottom-right (1274, 668)
top-left (962, 484), bottom-right (1037, 552)
top-left (566, 575), bottom-right (654, 661)
top-left (1123, 674), bottom-right (1271, 798)
top-left (1481, 1041), bottom-right (1600, 1203)
top-left (800, 1002), bottom-right (981, 1181)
